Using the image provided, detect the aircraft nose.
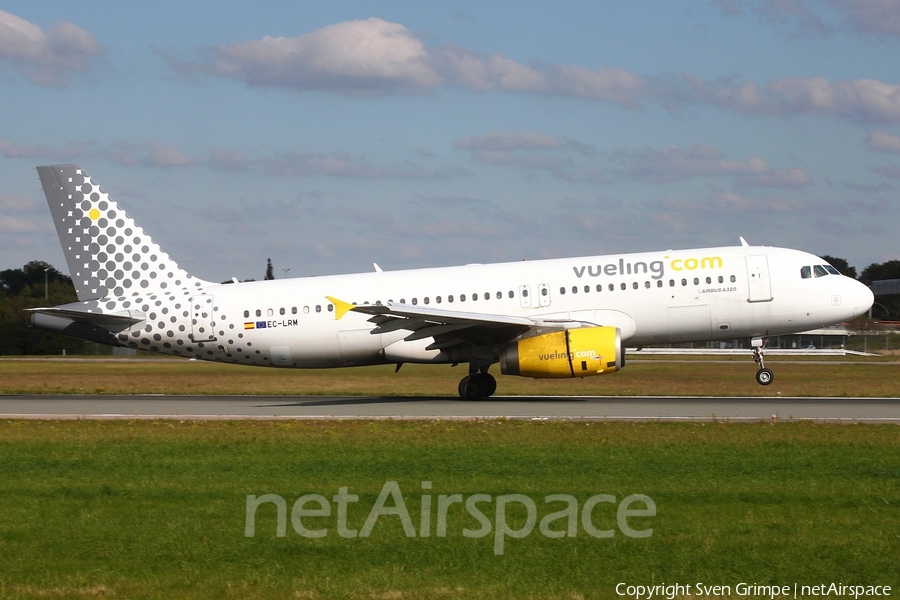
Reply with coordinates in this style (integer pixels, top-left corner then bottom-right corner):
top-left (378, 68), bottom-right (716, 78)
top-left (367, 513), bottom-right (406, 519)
top-left (848, 279), bottom-right (875, 318)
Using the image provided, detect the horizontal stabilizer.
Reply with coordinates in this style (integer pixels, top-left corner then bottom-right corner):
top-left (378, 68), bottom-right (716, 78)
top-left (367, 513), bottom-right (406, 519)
top-left (27, 307), bottom-right (145, 331)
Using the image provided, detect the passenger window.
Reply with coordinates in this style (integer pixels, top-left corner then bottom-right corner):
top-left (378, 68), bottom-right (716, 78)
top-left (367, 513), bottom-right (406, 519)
top-left (471, 293), bottom-right (477, 302)
top-left (632, 282), bottom-right (638, 289)
top-left (484, 292), bottom-right (490, 300)
top-left (693, 278), bottom-right (699, 285)
top-left (584, 285), bottom-right (590, 293)
top-left (560, 287), bottom-right (566, 295)
top-left (424, 297), bottom-right (429, 305)
top-left (303, 306), bottom-right (309, 314)
top-left (541, 288), bottom-right (548, 296)
top-left (681, 279), bottom-right (687, 286)
top-left (657, 280), bottom-right (663, 288)
top-left (620, 283), bottom-right (626, 290)
top-left (645, 281), bottom-right (651, 288)
top-left (522, 289), bottom-right (528, 297)
top-left (412, 298), bottom-right (418, 305)
top-left (448, 295), bottom-right (454, 303)
top-left (461, 294), bottom-right (466, 302)
top-left (730, 275), bottom-right (736, 283)
top-left (315, 305), bottom-right (321, 313)
top-left (327, 304), bottom-right (333, 312)
top-left (596, 284), bottom-right (602, 292)
top-left (706, 277), bottom-right (711, 284)
top-left (508, 291), bottom-right (514, 298)
top-left (280, 307), bottom-right (285, 315)
top-left (292, 307), bottom-right (297, 314)
top-left (609, 283), bottom-right (614, 291)
top-left (243, 310), bottom-right (249, 318)
top-left (436, 296), bottom-right (442, 304)
top-left (400, 298), bottom-right (406, 304)
top-left (572, 286), bottom-right (578, 294)
top-left (496, 291), bottom-right (502, 299)
top-left (718, 276), bottom-right (723, 284)
top-left (256, 309), bottom-right (262, 317)
top-left (669, 279), bottom-right (675, 287)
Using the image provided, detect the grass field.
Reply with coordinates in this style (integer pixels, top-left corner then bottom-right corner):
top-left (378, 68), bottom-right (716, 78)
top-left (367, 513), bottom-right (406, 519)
top-left (1, 358), bottom-right (897, 598)
top-left (2, 354), bottom-right (900, 397)
top-left (0, 420), bottom-right (897, 599)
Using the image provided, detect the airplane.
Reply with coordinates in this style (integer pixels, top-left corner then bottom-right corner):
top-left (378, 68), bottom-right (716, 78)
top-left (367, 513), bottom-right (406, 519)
top-left (30, 164), bottom-right (874, 399)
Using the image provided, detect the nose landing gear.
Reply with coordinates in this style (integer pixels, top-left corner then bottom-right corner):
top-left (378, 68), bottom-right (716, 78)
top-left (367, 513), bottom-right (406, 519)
top-left (752, 336), bottom-right (773, 385)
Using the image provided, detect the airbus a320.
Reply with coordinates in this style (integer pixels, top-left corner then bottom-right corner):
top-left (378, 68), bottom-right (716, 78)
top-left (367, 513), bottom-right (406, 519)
top-left (30, 164), bottom-right (874, 398)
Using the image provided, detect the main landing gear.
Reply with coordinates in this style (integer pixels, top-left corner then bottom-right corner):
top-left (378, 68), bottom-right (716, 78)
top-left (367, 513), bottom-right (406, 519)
top-left (458, 365), bottom-right (497, 400)
top-left (751, 336), bottom-right (773, 385)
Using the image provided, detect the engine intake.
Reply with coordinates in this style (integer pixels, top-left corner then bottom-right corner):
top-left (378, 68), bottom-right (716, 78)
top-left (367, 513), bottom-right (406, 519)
top-left (499, 326), bottom-right (624, 378)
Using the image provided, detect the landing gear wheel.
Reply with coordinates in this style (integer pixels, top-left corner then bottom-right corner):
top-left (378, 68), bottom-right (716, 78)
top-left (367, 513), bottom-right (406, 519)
top-left (756, 368), bottom-right (773, 386)
top-left (483, 373), bottom-right (497, 397)
top-left (458, 372), bottom-right (496, 400)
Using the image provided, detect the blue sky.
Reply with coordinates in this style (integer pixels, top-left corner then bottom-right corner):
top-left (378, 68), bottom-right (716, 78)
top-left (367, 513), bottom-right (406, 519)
top-left (2, 1), bottom-right (900, 282)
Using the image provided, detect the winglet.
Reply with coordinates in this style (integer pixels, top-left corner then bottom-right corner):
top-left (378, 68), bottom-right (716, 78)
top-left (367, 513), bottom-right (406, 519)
top-left (326, 296), bottom-right (356, 320)
top-left (739, 236), bottom-right (749, 247)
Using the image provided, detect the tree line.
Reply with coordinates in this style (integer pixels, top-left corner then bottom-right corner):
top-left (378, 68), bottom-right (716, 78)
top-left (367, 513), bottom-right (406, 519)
top-left (2, 256), bottom-right (900, 355)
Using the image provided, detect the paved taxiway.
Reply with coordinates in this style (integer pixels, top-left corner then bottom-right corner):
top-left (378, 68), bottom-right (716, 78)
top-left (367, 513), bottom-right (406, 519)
top-left (1, 394), bottom-right (899, 422)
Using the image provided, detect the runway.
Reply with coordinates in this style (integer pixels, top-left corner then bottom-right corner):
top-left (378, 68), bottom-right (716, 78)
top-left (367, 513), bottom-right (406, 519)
top-left (1, 394), bottom-right (899, 422)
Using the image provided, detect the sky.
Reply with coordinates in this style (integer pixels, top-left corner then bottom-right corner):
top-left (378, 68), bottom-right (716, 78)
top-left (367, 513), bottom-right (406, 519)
top-left (2, 0), bottom-right (900, 282)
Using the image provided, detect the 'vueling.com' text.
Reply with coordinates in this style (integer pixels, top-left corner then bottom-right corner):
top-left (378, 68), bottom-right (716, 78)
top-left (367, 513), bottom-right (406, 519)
top-left (244, 481), bottom-right (656, 555)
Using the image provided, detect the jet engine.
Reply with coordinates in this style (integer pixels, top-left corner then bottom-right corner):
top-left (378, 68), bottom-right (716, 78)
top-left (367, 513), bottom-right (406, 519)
top-left (499, 326), bottom-right (624, 378)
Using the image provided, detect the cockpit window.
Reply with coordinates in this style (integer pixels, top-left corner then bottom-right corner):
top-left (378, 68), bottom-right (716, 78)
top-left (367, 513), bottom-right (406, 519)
top-left (802, 264), bottom-right (839, 279)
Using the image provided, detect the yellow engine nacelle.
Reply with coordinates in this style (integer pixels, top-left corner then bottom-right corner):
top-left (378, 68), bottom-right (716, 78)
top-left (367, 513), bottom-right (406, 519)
top-left (499, 326), bottom-right (624, 378)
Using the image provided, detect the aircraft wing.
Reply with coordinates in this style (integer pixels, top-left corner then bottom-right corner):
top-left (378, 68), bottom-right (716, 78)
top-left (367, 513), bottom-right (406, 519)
top-left (329, 296), bottom-right (557, 350)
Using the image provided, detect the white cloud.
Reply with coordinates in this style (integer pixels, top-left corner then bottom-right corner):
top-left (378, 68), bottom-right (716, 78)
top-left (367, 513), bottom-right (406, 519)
top-left (738, 168), bottom-right (813, 188)
top-left (209, 148), bottom-right (250, 171)
top-left (430, 46), bottom-right (547, 92)
top-left (611, 144), bottom-right (812, 188)
top-left (196, 18), bottom-right (646, 107)
top-left (209, 18), bottom-right (441, 94)
top-left (613, 144), bottom-right (767, 182)
top-left (453, 131), bottom-right (594, 170)
top-left (454, 131), bottom-right (568, 152)
top-left (0, 10), bottom-right (103, 87)
top-left (260, 151), bottom-right (469, 180)
top-left (658, 190), bottom-right (806, 214)
top-left (656, 74), bottom-right (900, 123)
top-left (0, 192), bottom-right (52, 234)
top-left (873, 165), bottom-right (900, 178)
top-left (768, 76), bottom-right (900, 123)
top-left (108, 142), bottom-right (198, 168)
top-left (827, 0), bottom-right (900, 36)
top-left (867, 130), bottom-right (900, 153)
top-left (191, 17), bottom-right (900, 124)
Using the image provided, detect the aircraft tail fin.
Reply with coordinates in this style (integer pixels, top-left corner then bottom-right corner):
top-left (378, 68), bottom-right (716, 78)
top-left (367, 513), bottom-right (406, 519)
top-left (37, 164), bottom-right (210, 301)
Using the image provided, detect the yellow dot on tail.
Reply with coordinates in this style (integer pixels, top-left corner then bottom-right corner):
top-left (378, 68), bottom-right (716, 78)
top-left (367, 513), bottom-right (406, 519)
top-left (88, 208), bottom-right (100, 220)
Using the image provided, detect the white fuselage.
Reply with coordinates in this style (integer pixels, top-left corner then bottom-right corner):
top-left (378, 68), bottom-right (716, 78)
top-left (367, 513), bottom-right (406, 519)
top-left (108, 244), bottom-right (870, 369)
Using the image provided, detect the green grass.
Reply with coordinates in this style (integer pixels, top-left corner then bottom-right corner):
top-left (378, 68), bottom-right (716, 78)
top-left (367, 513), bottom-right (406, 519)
top-left (0, 420), bottom-right (897, 599)
top-left (1, 354), bottom-right (900, 396)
